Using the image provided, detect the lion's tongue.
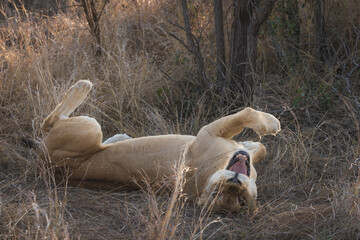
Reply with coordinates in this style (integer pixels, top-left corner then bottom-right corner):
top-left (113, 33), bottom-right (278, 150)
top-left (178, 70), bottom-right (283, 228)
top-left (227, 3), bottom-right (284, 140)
top-left (230, 160), bottom-right (247, 175)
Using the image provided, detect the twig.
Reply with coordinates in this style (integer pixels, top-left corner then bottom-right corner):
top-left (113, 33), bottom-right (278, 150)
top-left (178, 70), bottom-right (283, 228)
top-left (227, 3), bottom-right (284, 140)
top-left (152, 56), bottom-right (176, 82)
top-left (168, 32), bottom-right (194, 54)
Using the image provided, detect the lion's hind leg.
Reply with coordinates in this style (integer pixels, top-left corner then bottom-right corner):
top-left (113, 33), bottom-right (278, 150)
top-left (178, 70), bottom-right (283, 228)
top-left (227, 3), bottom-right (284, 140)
top-left (43, 116), bottom-right (105, 167)
top-left (42, 80), bottom-right (93, 133)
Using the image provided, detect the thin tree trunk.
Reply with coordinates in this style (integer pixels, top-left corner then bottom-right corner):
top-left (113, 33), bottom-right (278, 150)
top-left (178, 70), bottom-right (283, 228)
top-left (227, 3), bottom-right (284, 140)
top-left (180, 0), bottom-right (207, 86)
top-left (214, 0), bottom-right (226, 84)
top-left (248, 0), bottom-right (276, 100)
top-left (279, 0), bottom-right (300, 67)
top-left (229, 0), bottom-right (252, 102)
top-left (228, 0), bottom-right (275, 104)
top-left (246, 33), bottom-right (257, 102)
top-left (82, 0), bottom-right (101, 56)
top-left (314, 0), bottom-right (326, 62)
top-left (180, 0), bottom-right (196, 53)
top-left (287, 0), bottom-right (300, 62)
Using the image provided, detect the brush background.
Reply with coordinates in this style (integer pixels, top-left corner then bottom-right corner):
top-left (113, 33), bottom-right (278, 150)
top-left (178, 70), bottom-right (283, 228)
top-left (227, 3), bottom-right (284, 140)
top-left (0, 0), bottom-right (359, 239)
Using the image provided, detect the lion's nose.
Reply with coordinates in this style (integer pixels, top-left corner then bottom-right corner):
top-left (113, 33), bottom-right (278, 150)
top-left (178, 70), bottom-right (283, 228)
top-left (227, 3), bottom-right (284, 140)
top-left (227, 173), bottom-right (241, 184)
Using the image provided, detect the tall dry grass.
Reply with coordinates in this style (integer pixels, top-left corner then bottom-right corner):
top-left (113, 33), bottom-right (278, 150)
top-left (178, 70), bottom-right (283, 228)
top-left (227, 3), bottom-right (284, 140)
top-left (0, 0), bottom-right (359, 239)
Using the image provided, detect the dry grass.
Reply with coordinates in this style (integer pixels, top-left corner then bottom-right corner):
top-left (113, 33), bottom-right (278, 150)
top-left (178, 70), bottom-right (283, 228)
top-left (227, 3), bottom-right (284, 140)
top-left (0, 0), bottom-right (359, 239)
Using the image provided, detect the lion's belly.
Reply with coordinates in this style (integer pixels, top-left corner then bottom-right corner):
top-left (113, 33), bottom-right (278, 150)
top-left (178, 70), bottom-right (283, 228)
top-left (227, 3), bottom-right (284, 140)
top-left (69, 135), bottom-right (195, 183)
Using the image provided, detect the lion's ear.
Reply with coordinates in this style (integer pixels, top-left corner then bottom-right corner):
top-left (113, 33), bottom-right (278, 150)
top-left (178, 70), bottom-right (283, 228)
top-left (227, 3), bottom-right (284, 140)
top-left (240, 141), bottom-right (267, 165)
top-left (250, 144), bottom-right (266, 165)
top-left (197, 194), bottom-right (206, 206)
top-left (198, 189), bottom-right (214, 207)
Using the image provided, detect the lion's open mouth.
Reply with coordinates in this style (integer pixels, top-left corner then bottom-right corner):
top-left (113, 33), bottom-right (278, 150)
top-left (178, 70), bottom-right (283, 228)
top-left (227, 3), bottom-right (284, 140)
top-left (226, 150), bottom-right (250, 177)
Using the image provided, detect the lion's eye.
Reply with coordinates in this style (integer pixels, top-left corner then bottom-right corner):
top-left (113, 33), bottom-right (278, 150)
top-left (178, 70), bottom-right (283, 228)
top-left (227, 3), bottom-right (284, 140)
top-left (239, 198), bottom-right (246, 206)
top-left (212, 190), bottom-right (222, 198)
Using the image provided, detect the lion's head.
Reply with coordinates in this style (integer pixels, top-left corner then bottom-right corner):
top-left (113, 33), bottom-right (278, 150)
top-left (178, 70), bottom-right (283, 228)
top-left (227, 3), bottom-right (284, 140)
top-left (198, 151), bottom-right (258, 214)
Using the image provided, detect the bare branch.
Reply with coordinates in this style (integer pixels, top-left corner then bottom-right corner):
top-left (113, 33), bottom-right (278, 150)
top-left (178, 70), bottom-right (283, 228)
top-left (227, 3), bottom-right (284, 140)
top-left (98, 0), bottom-right (110, 20)
top-left (168, 33), bottom-right (194, 54)
top-left (251, 0), bottom-right (276, 35)
top-left (168, 20), bottom-right (197, 42)
top-left (152, 56), bottom-right (177, 82)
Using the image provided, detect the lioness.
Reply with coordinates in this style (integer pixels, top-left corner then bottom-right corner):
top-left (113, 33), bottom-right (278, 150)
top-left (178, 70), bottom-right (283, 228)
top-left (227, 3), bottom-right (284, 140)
top-left (41, 80), bottom-right (280, 214)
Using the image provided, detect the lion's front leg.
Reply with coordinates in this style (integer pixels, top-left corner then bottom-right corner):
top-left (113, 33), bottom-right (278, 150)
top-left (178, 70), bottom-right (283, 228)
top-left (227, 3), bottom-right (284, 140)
top-left (41, 80), bottom-right (93, 133)
top-left (203, 107), bottom-right (281, 139)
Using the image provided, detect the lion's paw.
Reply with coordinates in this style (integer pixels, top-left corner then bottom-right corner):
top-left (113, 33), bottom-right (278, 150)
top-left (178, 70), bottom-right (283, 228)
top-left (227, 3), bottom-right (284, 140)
top-left (250, 110), bottom-right (281, 137)
top-left (262, 112), bottom-right (281, 136)
top-left (68, 80), bottom-right (93, 97)
top-left (56, 80), bottom-right (93, 118)
top-left (64, 80), bottom-right (93, 106)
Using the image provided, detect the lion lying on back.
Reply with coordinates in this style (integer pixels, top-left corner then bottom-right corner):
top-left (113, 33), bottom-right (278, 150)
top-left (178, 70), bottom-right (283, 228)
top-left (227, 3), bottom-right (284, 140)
top-left (41, 80), bottom-right (280, 214)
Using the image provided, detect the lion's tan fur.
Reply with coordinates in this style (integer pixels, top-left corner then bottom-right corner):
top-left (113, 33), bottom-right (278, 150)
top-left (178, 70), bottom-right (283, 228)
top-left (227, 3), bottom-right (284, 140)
top-left (41, 80), bottom-right (281, 213)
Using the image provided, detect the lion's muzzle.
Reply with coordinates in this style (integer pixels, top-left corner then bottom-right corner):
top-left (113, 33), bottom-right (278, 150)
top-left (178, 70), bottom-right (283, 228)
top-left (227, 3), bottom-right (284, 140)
top-left (227, 172), bottom-right (242, 185)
